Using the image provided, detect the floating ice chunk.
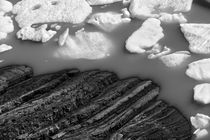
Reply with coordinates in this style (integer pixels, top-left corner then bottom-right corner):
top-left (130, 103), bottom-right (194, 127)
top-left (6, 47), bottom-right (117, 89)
top-left (16, 24), bottom-right (57, 43)
top-left (0, 14), bottom-right (14, 40)
top-left (0, 44), bottom-right (12, 53)
top-left (87, 12), bottom-right (131, 32)
top-left (194, 129), bottom-right (209, 139)
top-left (0, 32), bottom-right (7, 40)
top-left (159, 13), bottom-right (187, 23)
top-left (55, 29), bottom-right (112, 60)
top-left (129, 0), bottom-right (193, 20)
top-left (12, 0), bottom-right (92, 28)
top-left (186, 58), bottom-right (210, 81)
top-left (58, 28), bottom-right (69, 46)
top-left (148, 46), bottom-right (171, 59)
top-left (159, 51), bottom-right (190, 67)
top-left (126, 18), bottom-right (164, 53)
top-left (194, 83), bottom-right (210, 104)
top-left (122, 0), bottom-right (131, 6)
top-left (86, 0), bottom-right (122, 5)
top-left (181, 23), bottom-right (210, 54)
top-left (50, 24), bottom-right (61, 31)
top-left (0, 0), bottom-right (13, 13)
top-left (121, 8), bottom-right (131, 18)
top-left (191, 113), bottom-right (210, 129)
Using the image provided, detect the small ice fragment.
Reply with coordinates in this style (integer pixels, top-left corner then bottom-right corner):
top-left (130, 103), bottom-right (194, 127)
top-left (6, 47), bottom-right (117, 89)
top-left (16, 24), bottom-right (57, 43)
top-left (159, 13), bottom-right (187, 23)
top-left (0, 14), bottom-right (14, 40)
top-left (186, 58), bottom-right (210, 81)
top-left (87, 12), bottom-right (131, 32)
top-left (159, 51), bottom-right (190, 67)
top-left (0, 0), bottom-right (13, 13)
top-left (58, 28), bottom-right (69, 46)
top-left (121, 8), bottom-right (131, 18)
top-left (55, 29), bottom-right (112, 60)
top-left (122, 0), bottom-right (131, 6)
top-left (87, 0), bottom-right (122, 5)
top-left (181, 23), bottom-right (210, 54)
top-left (51, 24), bottom-right (61, 31)
top-left (194, 83), bottom-right (210, 104)
top-left (0, 44), bottom-right (12, 53)
top-left (190, 113), bottom-right (210, 129)
top-left (148, 46), bottom-right (171, 59)
top-left (129, 0), bottom-right (193, 20)
top-left (126, 18), bottom-right (164, 53)
top-left (194, 129), bottom-right (208, 139)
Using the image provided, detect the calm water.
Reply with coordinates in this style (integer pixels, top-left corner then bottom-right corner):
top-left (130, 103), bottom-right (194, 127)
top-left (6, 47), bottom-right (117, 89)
top-left (1, 1), bottom-right (210, 139)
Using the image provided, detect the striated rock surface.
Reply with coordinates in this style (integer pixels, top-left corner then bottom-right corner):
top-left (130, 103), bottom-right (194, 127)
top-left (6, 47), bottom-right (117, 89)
top-left (0, 65), bottom-right (192, 140)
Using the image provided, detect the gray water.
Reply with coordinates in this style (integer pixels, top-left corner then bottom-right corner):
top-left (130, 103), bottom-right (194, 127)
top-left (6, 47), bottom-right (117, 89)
top-left (1, 1), bottom-right (210, 139)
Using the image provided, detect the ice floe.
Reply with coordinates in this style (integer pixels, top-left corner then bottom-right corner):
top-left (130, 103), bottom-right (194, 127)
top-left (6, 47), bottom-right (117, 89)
top-left (181, 23), bottom-right (210, 54)
top-left (159, 51), bottom-right (190, 67)
top-left (186, 58), bottom-right (210, 81)
top-left (0, 14), bottom-right (14, 40)
top-left (16, 24), bottom-right (57, 43)
top-left (191, 113), bottom-right (210, 129)
top-left (159, 13), bottom-right (187, 23)
top-left (13, 0), bottom-right (92, 28)
top-left (58, 28), bottom-right (69, 46)
top-left (87, 11), bottom-right (131, 32)
top-left (0, 0), bottom-right (13, 13)
top-left (0, 44), bottom-right (12, 53)
top-left (194, 129), bottom-right (209, 139)
top-left (194, 83), bottom-right (210, 104)
top-left (148, 45), bottom-right (171, 59)
top-left (126, 18), bottom-right (164, 53)
top-left (86, 0), bottom-right (122, 5)
top-left (129, 0), bottom-right (193, 20)
top-left (55, 28), bottom-right (112, 59)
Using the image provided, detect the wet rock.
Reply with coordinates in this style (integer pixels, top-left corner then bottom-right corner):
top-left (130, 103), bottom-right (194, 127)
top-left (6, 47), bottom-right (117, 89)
top-left (13, 0), bottom-right (92, 28)
top-left (181, 23), bottom-right (210, 54)
top-left (126, 18), bottom-right (164, 53)
top-left (186, 58), bottom-right (210, 81)
top-left (0, 65), bottom-right (192, 140)
top-left (194, 83), bottom-right (210, 104)
top-left (0, 65), bottom-right (33, 94)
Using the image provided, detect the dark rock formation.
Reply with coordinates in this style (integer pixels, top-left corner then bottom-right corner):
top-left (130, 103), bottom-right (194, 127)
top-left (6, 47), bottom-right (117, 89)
top-left (0, 65), bottom-right (192, 140)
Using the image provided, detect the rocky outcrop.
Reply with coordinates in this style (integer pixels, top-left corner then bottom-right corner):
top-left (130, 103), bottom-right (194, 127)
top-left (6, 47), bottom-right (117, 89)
top-left (0, 65), bottom-right (192, 140)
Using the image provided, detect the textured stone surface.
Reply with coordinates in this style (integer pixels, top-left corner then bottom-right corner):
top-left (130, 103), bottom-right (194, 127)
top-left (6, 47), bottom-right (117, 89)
top-left (0, 65), bottom-right (192, 140)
